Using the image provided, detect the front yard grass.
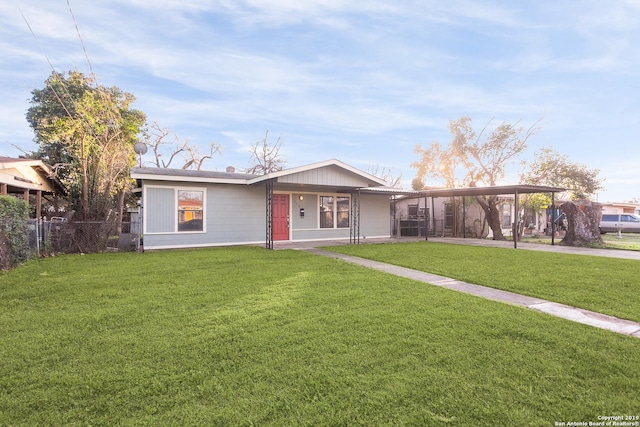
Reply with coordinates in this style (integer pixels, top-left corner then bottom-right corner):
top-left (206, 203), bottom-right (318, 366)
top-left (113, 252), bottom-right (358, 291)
top-left (1, 247), bottom-right (639, 425)
top-left (327, 241), bottom-right (640, 323)
top-left (522, 233), bottom-right (640, 251)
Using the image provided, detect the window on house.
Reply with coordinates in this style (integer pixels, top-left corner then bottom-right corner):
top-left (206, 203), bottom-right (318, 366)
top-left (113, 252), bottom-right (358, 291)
top-left (502, 204), bottom-right (512, 228)
top-left (320, 195), bottom-right (350, 228)
top-left (320, 196), bottom-right (334, 228)
top-left (445, 203), bottom-right (453, 228)
top-left (178, 190), bottom-right (204, 232)
top-left (337, 197), bottom-right (350, 228)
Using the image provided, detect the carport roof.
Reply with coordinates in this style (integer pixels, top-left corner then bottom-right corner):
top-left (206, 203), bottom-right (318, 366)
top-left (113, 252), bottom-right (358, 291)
top-left (420, 184), bottom-right (565, 197)
top-left (358, 184), bottom-right (565, 197)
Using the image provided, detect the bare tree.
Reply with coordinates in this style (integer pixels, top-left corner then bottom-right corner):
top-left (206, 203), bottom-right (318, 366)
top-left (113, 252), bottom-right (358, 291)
top-left (368, 163), bottom-right (402, 188)
top-left (146, 122), bottom-right (187, 169)
top-left (246, 130), bottom-right (286, 175)
top-left (182, 143), bottom-right (221, 171)
top-left (144, 121), bottom-right (220, 170)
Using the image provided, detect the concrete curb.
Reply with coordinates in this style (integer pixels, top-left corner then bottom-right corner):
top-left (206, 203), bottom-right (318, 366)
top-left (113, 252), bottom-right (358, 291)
top-left (304, 248), bottom-right (640, 339)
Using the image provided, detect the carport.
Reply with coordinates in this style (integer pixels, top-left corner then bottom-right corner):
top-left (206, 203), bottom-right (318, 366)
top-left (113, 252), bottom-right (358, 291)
top-left (368, 184), bottom-right (565, 249)
top-left (423, 184), bottom-right (565, 248)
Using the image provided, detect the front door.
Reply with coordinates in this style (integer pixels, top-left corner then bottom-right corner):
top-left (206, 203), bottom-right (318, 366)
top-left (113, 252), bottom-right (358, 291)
top-left (273, 194), bottom-right (290, 241)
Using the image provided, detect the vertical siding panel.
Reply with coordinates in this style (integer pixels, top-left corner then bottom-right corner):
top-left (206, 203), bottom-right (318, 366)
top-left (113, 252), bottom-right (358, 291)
top-left (146, 187), bottom-right (175, 232)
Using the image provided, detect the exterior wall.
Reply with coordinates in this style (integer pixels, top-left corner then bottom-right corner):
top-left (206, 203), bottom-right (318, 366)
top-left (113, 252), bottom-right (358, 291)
top-left (143, 180), bottom-right (265, 249)
top-left (277, 165), bottom-right (374, 188)
top-left (601, 203), bottom-right (640, 215)
top-left (142, 181), bottom-right (391, 248)
top-left (360, 193), bottom-right (392, 238)
top-left (290, 191), bottom-right (390, 241)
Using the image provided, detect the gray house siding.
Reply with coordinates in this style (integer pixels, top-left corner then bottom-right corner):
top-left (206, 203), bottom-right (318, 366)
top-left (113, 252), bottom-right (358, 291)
top-left (291, 193), bottom-right (319, 231)
top-left (289, 192), bottom-right (390, 241)
top-left (143, 181), bottom-right (265, 249)
top-left (277, 165), bottom-right (374, 188)
top-left (146, 187), bottom-right (176, 233)
top-left (360, 194), bottom-right (392, 238)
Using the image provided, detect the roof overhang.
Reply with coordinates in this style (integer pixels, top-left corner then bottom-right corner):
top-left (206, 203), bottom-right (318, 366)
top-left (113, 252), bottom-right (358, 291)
top-left (421, 184), bottom-right (565, 198)
top-left (0, 157), bottom-right (67, 195)
top-left (132, 159), bottom-right (388, 189)
top-left (131, 167), bottom-right (254, 184)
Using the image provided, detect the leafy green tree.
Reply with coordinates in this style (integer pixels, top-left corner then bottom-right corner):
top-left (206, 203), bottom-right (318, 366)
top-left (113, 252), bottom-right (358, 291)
top-left (521, 147), bottom-right (604, 200)
top-left (26, 71), bottom-right (146, 220)
top-left (413, 116), bottom-right (541, 240)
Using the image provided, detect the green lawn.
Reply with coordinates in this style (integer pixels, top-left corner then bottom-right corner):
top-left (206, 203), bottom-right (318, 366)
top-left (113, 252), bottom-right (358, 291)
top-left (1, 247), bottom-right (639, 425)
top-left (522, 232), bottom-right (640, 251)
top-left (328, 241), bottom-right (640, 323)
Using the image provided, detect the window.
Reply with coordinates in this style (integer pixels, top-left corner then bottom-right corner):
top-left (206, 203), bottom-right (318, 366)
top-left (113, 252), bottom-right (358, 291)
top-left (320, 195), bottom-right (350, 228)
top-left (502, 204), bottom-right (512, 228)
top-left (178, 190), bottom-right (204, 232)
top-left (337, 197), bottom-right (350, 228)
top-left (445, 203), bottom-right (453, 228)
top-left (320, 196), bottom-right (334, 228)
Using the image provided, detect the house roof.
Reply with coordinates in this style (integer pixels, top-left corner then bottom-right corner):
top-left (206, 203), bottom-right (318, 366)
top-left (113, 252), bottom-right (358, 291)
top-left (0, 157), bottom-right (67, 194)
top-left (130, 166), bottom-right (256, 183)
top-left (131, 159), bottom-right (388, 189)
top-left (420, 184), bottom-right (565, 198)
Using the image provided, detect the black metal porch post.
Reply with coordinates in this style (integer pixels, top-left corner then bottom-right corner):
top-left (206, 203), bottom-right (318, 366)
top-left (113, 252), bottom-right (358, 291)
top-left (265, 181), bottom-right (274, 249)
top-left (350, 190), bottom-right (360, 244)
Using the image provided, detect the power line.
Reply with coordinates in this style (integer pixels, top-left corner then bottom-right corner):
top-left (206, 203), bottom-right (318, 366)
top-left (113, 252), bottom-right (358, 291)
top-left (66, 0), bottom-right (96, 80)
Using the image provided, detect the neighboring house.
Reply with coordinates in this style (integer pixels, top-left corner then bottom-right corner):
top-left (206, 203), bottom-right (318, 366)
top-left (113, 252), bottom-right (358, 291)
top-left (600, 202), bottom-right (640, 216)
top-left (131, 159), bottom-right (395, 250)
top-left (0, 157), bottom-right (66, 218)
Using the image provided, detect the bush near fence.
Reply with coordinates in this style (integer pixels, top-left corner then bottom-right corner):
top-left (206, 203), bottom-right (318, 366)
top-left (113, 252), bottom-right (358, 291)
top-left (0, 196), bottom-right (33, 270)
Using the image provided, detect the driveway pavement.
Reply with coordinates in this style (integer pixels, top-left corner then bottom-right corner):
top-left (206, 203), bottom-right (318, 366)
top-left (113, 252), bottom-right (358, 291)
top-left (278, 237), bottom-right (640, 339)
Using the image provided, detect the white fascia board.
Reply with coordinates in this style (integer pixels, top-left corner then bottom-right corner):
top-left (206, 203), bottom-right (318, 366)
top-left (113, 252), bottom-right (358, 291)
top-left (131, 171), bottom-right (249, 185)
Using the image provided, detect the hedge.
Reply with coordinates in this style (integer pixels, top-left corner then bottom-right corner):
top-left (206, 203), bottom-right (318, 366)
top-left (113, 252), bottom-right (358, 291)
top-left (0, 196), bottom-right (32, 270)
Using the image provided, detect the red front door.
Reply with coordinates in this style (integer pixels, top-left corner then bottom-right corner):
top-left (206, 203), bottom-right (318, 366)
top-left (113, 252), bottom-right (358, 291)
top-left (273, 194), bottom-right (290, 241)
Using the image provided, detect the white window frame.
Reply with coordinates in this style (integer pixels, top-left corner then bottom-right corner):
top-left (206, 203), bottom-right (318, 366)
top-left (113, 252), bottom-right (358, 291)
top-left (176, 187), bottom-right (206, 233)
top-left (318, 193), bottom-right (350, 229)
top-left (143, 185), bottom-right (207, 234)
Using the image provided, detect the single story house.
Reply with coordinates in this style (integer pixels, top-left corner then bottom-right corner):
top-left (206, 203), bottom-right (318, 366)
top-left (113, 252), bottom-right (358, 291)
top-left (0, 157), bottom-right (66, 218)
top-left (600, 201), bottom-right (640, 216)
top-left (131, 159), bottom-right (396, 250)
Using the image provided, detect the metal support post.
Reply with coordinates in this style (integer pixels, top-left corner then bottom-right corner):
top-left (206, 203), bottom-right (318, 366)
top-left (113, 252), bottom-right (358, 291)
top-left (350, 190), bottom-right (360, 244)
top-left (265, 181), bottom-right (274, 249)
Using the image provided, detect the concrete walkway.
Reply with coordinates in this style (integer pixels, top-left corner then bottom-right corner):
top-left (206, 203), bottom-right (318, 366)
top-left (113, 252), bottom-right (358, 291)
top-left (297, 243), bottom-right (640, 339)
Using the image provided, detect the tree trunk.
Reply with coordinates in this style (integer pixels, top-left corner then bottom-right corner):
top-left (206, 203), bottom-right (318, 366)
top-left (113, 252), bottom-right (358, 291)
top-left (476, 195), bottom-right (505, 240)
top-left (560, 199), bottom-right (603, 246)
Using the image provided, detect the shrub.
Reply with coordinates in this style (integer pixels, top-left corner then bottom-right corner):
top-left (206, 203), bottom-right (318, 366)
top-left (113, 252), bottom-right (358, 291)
top-left (0, 196), bottom-right (32, 270)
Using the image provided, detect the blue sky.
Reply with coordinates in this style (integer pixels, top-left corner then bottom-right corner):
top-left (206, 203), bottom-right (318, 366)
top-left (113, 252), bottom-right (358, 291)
top-left (1, 0), bottom-right (639, 202)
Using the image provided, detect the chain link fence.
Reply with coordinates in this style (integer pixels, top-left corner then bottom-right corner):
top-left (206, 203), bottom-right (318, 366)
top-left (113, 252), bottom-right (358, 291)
top-left (28, 219), bottom-right (142, 255)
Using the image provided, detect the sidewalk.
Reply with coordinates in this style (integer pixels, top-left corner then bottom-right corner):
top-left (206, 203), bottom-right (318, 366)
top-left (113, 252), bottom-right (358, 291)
top-left (298, 242), bottom-right (640, 339)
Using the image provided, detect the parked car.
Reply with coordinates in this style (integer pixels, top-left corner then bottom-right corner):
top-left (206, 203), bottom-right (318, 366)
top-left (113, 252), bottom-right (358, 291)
top-left (599, 214), bottom-right (640, 234)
